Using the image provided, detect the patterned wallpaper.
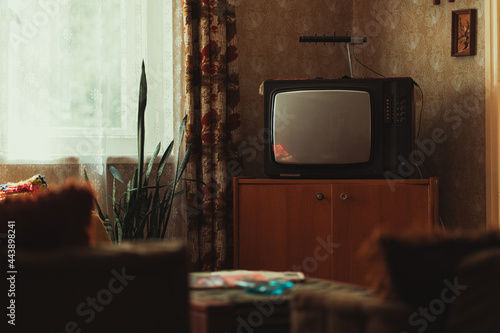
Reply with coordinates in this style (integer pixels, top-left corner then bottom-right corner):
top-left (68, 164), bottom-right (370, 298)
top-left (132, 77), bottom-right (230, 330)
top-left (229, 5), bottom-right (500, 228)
top-left (352, 0), bottom-right (485, 229)
top-left (236, 0), bottom-right (486, 229)
top-left (236, 0), bottom-right (353, 177)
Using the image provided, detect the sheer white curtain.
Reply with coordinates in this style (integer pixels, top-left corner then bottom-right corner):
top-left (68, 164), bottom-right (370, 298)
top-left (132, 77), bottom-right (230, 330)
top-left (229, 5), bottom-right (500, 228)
top-left (0, 0), bottom-right (184, 209)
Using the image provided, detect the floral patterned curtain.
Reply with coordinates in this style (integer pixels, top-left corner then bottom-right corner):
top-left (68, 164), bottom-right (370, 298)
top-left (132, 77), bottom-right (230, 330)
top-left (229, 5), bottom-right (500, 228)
top-left (183, 0), bottom-right (242, 271)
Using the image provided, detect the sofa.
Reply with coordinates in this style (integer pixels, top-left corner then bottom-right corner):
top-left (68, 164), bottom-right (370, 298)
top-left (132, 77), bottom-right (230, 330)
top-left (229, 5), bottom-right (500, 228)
top-left (290, 232), bottom-right (500, 333)
top-left (7, 242), bottom-right (189, 333)
top-left (1, 180), bottom-right (189, 332)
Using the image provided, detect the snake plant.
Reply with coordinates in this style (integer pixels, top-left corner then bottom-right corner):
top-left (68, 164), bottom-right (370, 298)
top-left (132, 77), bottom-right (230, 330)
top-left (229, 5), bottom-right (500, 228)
top-left (87, 61), bottom-right (191, 242)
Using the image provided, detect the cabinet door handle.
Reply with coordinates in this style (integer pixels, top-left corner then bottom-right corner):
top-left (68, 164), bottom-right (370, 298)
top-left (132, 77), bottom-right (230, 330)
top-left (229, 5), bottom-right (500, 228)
top-left (316, 193), bottom-right (325, 201)
top-left (340, 193), bottom-right (348, 200)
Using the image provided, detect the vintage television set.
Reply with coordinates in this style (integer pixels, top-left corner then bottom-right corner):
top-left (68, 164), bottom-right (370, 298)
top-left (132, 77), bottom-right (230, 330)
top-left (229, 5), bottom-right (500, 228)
top-left (263, 77), bottom-right (416, 178)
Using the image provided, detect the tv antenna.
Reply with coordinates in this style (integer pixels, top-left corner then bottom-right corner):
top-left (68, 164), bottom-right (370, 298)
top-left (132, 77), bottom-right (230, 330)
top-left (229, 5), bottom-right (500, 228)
top-left (299, 31), bottom-right (368, 78)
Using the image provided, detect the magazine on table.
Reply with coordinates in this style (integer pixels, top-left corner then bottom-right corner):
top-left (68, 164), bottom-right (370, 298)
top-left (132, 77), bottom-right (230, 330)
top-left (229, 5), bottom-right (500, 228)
top-left (189, 270), bottom-right (305, 289)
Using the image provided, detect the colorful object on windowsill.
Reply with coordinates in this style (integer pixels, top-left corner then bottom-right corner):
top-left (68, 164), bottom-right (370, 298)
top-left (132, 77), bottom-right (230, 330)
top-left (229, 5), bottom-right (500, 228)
top-left (0, 174), bottom-right (48, 200)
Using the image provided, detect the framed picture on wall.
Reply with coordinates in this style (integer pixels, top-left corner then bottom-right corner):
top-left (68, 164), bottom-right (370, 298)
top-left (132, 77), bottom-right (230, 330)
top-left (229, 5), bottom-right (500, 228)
top-left (451, 9), bottom-right (477, 57)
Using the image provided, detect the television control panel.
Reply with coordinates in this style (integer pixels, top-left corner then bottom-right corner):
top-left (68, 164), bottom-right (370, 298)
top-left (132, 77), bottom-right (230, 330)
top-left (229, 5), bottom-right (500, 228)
top-left (385, 95), bottom-right (410, 124)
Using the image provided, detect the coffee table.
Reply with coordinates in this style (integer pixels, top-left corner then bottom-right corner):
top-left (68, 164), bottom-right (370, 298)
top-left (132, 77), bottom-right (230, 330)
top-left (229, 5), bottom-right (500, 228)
top-left (190, 278), bottom-right (371, 333)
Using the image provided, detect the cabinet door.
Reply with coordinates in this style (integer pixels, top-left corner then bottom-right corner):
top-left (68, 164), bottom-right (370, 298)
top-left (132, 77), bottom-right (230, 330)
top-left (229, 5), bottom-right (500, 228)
top-left (331, 183), bottom-right (433, 286)
top-left (236, 184), bottom-right (332, 279)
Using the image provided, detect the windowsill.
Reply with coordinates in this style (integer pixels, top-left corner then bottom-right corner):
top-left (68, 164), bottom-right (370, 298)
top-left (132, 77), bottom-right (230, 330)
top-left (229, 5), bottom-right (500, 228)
top-left (0, 155), bottom-right (176, 165)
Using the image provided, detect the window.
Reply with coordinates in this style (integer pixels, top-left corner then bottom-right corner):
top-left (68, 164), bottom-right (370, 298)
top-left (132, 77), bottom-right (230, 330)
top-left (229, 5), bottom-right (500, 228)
top-left (0, 0), bottom-right (182, 164)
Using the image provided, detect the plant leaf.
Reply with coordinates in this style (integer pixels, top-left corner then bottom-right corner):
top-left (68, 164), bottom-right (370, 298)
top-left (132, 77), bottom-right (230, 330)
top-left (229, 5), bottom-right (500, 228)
top-left (130, 169), bottom-right (138, 201)
top-left (149, 188), bottom-right (160, 238)
top-left (179, 178), bottom-right (206, 185)
top-left (157, 140), bottom-right (174, 184)
top-left (125, 180), bottom-right (132, 211)
top-left (175, 116), bottom-right (189, 182)
top-left (122, 195), bottom-right (139, 239)
top-left (94, 199), bottom-right (106, 222)
top-left (108, 194), bottom-right (125, 215)
top-left (145, 142), bottom-right (161, 187)
top-left (176, 145), bottom-right (192, 183)
top-left (173, 189), bottom-right (187, 198)
top-left (83, 168), bottom-right (108, 222)
top-left (103, 217), bottom-right (116, 244)
top-left (129, 184), bottom-right (171, 191)
top-left (111, 178), bottom-right (123, 241)
top-left (134, 191), bottom-right (149, 239)
top-left (160, 117), bottom-right (189, 239)
top-left (116, 219), bottom-right (123, 244)
top-left (137, 60), bottom-right (147, 195)
top-left (83, 169), bottom-right (90, 182)
top-left (161, 187), bottom-right (175, 238)
top-left (109, 165), bottom-right (126, 185)
top-left (178, 115), bottom-right (187, 147)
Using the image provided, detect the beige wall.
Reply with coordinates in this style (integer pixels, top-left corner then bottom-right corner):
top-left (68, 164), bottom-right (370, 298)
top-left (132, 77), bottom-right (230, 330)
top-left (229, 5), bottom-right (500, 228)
top-left (236, 1), bottom-right (486, 229)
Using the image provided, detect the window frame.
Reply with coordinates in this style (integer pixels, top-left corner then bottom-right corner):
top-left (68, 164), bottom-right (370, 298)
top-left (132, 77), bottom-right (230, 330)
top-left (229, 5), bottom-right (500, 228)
top-left (486, 0), bottom-right (500, 230)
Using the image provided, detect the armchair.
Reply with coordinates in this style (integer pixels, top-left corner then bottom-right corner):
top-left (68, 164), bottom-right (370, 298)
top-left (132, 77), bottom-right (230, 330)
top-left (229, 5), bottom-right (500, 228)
top-left (290, 232), bottom-right (500, 333)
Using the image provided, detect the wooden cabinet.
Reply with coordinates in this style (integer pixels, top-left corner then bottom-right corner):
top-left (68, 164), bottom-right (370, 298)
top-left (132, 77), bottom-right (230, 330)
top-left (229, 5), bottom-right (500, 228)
top-left (233, 177), bottom-right (438, 286)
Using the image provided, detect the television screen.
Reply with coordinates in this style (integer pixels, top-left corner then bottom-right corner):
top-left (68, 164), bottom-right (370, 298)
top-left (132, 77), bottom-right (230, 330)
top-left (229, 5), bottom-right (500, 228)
top-left (273, 90), bottom-right (371, 165)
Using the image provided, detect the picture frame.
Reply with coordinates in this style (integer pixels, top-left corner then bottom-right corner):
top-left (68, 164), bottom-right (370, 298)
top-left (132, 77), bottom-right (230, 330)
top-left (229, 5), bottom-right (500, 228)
top-left (451, 9), bottom-right (477, 57)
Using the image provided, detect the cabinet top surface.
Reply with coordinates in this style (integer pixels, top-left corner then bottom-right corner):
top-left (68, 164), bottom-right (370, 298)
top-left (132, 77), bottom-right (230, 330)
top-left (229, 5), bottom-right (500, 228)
top-left (234, 177), bottom-right (438, 185)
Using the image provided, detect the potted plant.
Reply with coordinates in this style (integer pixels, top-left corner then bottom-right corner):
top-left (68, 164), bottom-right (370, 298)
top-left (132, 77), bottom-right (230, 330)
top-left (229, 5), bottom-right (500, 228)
top-left (87, 61), bottom-right (192, 243)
